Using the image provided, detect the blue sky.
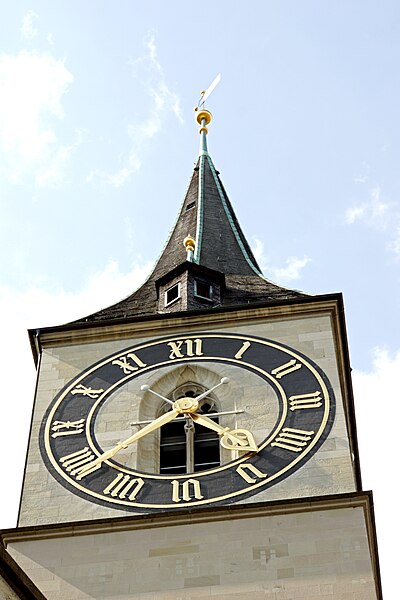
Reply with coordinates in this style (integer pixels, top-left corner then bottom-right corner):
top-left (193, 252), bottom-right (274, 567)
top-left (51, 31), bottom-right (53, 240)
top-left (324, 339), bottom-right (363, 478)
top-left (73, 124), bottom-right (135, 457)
top-left (1, 2), bottom-right (399, 595)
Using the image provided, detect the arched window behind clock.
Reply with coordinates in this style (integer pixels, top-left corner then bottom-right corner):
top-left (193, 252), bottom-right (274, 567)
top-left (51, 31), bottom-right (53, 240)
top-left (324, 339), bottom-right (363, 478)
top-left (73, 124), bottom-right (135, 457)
top-left (159, 383), bottom-right (220, 474)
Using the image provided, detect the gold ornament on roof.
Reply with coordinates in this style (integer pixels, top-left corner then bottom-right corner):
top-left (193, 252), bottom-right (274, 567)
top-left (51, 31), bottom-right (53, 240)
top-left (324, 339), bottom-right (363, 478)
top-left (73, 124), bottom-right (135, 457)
top-left (194, 73), bottom-right (220, 135)
top-left (183, 235), bottom-right (196, 253)
top-left (195, 109), bottom-right (212, 126)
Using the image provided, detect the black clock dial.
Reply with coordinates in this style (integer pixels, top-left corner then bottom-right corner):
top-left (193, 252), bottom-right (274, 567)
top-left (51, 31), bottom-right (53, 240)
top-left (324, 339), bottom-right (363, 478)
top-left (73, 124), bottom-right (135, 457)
top-left (40, 333), bottom-right (335, 511)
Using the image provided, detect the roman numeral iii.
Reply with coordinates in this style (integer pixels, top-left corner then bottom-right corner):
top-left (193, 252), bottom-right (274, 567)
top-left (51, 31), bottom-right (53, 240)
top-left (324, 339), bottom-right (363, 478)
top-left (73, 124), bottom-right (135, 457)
top-left (289, 391), bottom-right (322, 410)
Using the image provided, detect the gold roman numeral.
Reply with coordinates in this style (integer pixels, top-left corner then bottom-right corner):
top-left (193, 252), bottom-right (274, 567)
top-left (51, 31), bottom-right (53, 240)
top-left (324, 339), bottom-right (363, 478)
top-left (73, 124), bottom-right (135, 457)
top-left (51, 419), bottom-right (85, 438)
top-left (60, 447), bottom-right (101, 478)
top-left (103, 473), bottom-right (144, 501)
top-left (289, 391), bottom-right (322, 411)
top-left (236, 463), bottom-right (268, 484)
top-left (234, 340), bottom-right (251, 360)
top-left (71, 384), bottom-right (104, 398)
top-left (167, 339), bottom-right (203, 360)
top-left (271, 428), bottom-right (314, 452)
top-left (112, 352), bottom-right (147, 375)
top-left (171, 478), bottom-right (204, 502)
top-left (271, 359), bottom-right (302, 379)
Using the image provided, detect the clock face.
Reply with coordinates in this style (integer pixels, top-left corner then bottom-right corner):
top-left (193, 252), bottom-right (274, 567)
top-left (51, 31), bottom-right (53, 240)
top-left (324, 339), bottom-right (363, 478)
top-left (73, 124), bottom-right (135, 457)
top-left (40, 333), bottom-right (336, 511)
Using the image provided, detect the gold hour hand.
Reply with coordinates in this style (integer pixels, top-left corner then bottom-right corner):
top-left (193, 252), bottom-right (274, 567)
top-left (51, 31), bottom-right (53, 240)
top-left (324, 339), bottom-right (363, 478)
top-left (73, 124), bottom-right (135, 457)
top-left (79, 408), bottom-right (180, 475)
top-left (190, 413), bottom-right (258, 452)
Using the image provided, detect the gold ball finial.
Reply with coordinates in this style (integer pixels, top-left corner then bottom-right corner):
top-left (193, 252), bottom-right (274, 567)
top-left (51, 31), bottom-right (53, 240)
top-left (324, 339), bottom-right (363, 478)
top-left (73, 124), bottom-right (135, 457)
top-left (183, 235), bottom-right (196, 253)
top-left (195, 109), bottom-right (212, 126)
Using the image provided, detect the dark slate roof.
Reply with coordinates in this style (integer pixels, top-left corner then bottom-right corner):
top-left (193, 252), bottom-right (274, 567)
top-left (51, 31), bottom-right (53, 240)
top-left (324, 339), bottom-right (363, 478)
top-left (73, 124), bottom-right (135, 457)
top-left (74, 141), bottom-right (307, 324)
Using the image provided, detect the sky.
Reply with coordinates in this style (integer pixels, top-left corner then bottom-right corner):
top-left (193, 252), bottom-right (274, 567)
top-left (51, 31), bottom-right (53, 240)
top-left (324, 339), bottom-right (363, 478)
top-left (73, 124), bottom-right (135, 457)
top-left (0, 1), bottom-right (399, 596)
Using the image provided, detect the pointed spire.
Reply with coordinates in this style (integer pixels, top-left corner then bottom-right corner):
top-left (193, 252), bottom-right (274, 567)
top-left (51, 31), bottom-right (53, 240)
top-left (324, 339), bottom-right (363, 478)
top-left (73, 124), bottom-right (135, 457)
top-left (191, 107), bottom-right (262, 277)
top-left (74, 94), bottom-right (307, 325)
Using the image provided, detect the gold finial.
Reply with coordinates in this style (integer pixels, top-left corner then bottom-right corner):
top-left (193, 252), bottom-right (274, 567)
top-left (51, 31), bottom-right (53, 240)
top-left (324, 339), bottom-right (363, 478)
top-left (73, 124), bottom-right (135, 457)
top-left (183, 235), bottom-right (196, 262)
top-left (195, 109), bottom-right (212, 126)
top-left (195, 109), bottom-right (212, 135)
top-left (183, 235), bottom-right (195, 252)
top-left (193, 74), bottom-right (220, 136)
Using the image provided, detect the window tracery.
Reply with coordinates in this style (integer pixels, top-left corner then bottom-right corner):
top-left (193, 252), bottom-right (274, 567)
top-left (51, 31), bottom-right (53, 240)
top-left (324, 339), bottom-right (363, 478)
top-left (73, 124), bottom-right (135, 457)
top-left (159, 382), bottom-right (221, 474)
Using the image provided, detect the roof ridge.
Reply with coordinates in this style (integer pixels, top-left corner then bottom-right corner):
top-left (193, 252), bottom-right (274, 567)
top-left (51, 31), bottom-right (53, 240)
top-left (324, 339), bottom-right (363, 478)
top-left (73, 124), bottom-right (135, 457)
top-left (205, 154), bottom-right (262, 275)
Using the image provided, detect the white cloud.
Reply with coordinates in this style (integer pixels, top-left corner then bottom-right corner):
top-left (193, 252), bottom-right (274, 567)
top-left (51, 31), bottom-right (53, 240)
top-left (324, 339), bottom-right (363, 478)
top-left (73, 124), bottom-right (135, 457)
top-left (251, 237), bottom-right (264, 264)
top-left (345, 186), bottom-right (400, 254)
top-left (370, 187), bottom-right (390, 220)
top-left (353, 174), bottom-right (368, 184)
top-left (20, 10), bottom-right (39, 40)
top-left (345, 186), bottom-right (390, 226)
top-left (0, 50), bottom-right (74, 186)
top-left (252, 237), bottom-right (310, 283)
top-left (272, 256), bottom-right (311, 281)
top-left (353, 161), bottom-right (370, 185)
top-left (345, 205), bottom-right (366, 224)
top-left (0, 258), bottom-right (152, 527)
top-left (88, 34), bottom-right (183, 188)
top-left (388, 225), bottom-right (400, 255)
top-left (353, 347), bottom-right (399, 480)
top-left (352, 347), bottom-right (400, 592)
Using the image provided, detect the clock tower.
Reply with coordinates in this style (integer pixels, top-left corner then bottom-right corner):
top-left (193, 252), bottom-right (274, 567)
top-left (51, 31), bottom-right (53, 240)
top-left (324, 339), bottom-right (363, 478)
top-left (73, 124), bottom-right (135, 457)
top-left (0, 107), bottom-right (381, 598)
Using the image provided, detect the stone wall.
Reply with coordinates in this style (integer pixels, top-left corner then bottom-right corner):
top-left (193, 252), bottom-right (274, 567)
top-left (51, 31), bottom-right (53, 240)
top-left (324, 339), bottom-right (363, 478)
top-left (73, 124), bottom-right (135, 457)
top-left (8, 501), bottom-right (378, 599)
top-left (19, 303), bottom-right (356, 527)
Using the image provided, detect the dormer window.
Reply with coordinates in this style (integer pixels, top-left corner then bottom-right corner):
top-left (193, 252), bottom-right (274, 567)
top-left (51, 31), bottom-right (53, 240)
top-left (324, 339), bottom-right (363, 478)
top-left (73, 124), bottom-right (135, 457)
top-left (156, 264), bottom-right (224, 312)
top-left (194, 280), bottom-right (213, 301)
top-left (165, 282), bottom-right (180, 306)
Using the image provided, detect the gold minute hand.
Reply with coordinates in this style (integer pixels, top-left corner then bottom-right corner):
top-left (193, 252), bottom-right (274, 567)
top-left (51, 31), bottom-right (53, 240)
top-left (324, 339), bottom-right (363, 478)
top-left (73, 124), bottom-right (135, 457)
top-left (79, 408), bottom-right (180, 475)
top-left (189, 413), bottom-right (258, 452)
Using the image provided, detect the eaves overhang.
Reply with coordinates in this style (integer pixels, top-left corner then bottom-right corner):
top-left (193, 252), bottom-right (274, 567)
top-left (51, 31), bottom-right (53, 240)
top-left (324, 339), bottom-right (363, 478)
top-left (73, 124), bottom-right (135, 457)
top-left (0, 544), bottom-right (47, 600)
top-left (28, 293), bottom-right (345, 365)
top-left (0, 492), bottom-right (382, 600)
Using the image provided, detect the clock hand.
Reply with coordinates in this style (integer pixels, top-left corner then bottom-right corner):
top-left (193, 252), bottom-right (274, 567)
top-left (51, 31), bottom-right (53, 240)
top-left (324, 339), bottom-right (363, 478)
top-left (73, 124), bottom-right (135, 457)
top-left (140, 378), bottom-right (229, 406)
top-left (79, 408), bottom-right (180, 474)
top-left (140, 385), bottom-right (174, 405)
top-left (189, 412), bottom-right (258, 452)
top-left (194, 377), bottom-right (230, 402)
top-left (189, 412), bottom-right (235, 436)
top-left (139, 377), bottom-right (230, 416)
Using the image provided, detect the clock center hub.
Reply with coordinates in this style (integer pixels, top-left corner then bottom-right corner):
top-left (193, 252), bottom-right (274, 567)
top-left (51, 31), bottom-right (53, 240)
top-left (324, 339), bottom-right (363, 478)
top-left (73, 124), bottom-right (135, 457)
top-left (173, 397), bottom-right (200, 414)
